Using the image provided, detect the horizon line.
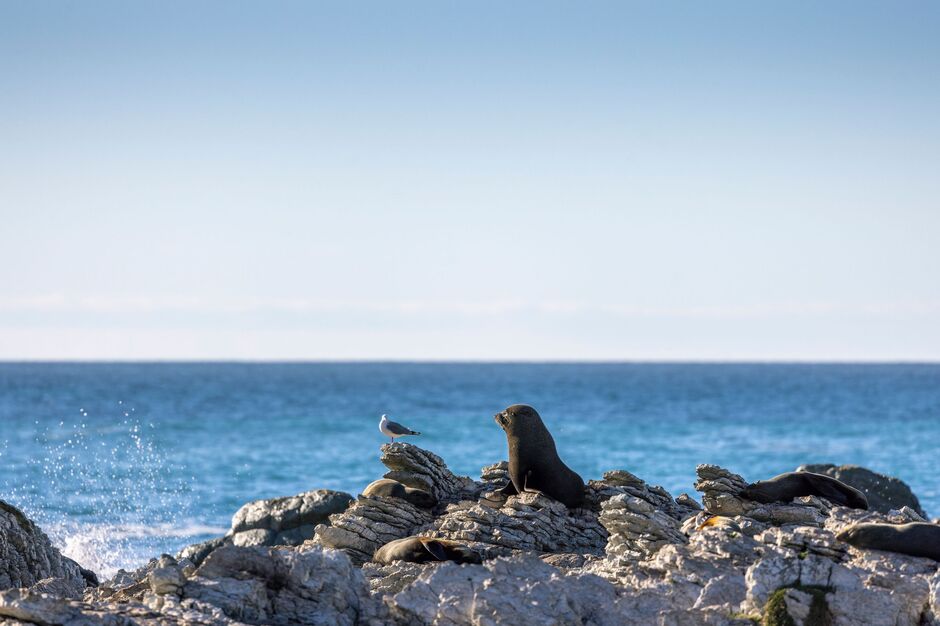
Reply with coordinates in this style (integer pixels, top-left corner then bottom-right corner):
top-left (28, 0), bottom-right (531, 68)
top-left (1, 358), bottom-right (939, 365)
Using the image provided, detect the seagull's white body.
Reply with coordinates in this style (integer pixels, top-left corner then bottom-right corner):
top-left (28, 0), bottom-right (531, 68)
top-left (380, 414), bottom-right (421, 443)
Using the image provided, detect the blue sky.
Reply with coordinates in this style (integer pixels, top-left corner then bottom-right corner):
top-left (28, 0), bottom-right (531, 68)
top-left (1, 2), bottom-right (938, 360)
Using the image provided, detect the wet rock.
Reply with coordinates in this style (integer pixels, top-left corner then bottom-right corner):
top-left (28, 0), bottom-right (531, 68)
top-left (798, 463), bottom-right (927, 517)
top-left (0, 499), bottom-right (90, 598)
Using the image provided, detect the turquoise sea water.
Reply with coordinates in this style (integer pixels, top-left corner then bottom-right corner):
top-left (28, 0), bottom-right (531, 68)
top-left (1, 362), bottom-right (938, 577)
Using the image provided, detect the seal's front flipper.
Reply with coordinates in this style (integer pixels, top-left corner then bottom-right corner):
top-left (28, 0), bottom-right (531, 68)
top-left (420, 538), bottom-right (449, 562)
top-left (498, 481), bottom-right (518, 495)
top-left (521, 471), bottom-right (546, 496)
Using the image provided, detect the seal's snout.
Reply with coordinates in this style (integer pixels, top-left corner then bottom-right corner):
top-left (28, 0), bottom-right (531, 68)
top-left (494, 411), bottom-right (508, 428)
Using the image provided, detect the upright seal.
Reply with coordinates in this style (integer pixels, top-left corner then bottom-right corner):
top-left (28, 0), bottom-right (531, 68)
top-left (493, 404), bottom-right (585, 508)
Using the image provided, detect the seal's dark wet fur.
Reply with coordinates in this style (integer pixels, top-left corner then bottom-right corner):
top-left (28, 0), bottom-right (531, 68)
top-left (741, 471), bottom-right (868, 510)
top-left (837, 522), bottom-right (940, 561)
top-left (494, 404), bottom-right (586, 508)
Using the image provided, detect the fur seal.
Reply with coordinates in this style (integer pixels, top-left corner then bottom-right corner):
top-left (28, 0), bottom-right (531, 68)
top-left (836, 522), bottom-right (940, 561)
top-left (362, 479), bottom-right (437, 509)
top-left (493, 404), bottom-right (586, 508)
top-left (695, 515), bottom-right (743, 533)
top-left (373, 536), bottom-right (482, 565)
top-left (741, 471), bottom-right (868, 510)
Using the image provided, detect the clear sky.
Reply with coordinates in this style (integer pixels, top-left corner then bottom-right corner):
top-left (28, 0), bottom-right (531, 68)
top-left (1, 2), bottom-right (938, 360)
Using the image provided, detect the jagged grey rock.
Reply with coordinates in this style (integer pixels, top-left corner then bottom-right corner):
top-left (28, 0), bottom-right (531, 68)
top-left (424, 489), bottom-right (608, 558)
top-left (0, 500), bottom-right (89, 599)
top-left (311, 496), bottom-right (434, 565)
top-left (599, 493), bottom-right (689, 559)
top-left (311, 443), bottom-right (482, 564)
top-left (695, 465), bottom-right (831, 526)
top-left (6, 448), bottom-right (939, 626)
top-left (183, 544), bottom-right (382, 625)
top-left (177, 489), bottom-right (354, 567)
top-left (379, 442), bottom-right (480, 502)
top-left (228, 489), bottom-right (353, 547)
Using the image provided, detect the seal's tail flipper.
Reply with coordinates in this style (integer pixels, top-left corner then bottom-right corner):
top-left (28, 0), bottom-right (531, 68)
top-left (420, 538), bottom-right (449, 561)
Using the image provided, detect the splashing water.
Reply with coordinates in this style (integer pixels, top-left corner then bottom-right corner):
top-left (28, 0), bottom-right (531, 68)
top-left (2, 404), bottom-right (224, 579)
top-left (2, 362), bottom-right (939, 582)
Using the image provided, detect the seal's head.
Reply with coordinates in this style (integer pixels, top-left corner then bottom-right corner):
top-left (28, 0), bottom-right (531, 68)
top-left (836, 523), bottom-right (882, 547)
top-left (494, 404), bottom-right (541, 434)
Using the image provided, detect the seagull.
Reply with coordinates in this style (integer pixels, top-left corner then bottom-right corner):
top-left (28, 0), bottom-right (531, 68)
top-left (379, 414), bottom-right (421, 444)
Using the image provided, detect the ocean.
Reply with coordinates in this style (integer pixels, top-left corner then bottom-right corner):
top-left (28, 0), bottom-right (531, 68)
top-left (1, 362), bottom-right (938, 578)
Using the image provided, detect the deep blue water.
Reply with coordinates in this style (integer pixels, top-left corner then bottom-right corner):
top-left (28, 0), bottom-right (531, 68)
top-left (1, 362), bottom-right (938, 576)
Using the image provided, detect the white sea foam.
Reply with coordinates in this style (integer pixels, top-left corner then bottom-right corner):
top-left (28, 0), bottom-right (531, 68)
top-left (4, 408), bottom-right (211, 580)
top-left (48, 521), bottom-right (227, 579)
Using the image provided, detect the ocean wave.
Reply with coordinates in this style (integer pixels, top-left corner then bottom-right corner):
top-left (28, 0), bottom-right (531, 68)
top-left (47, 520), bottom-right (227, 579)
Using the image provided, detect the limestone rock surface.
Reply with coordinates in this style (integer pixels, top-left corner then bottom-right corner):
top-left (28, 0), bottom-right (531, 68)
top-left (0, 500), bottom-right (89, 598)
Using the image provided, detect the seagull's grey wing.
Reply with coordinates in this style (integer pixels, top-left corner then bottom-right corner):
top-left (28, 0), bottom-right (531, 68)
top-left (385, 420), bottom-right (415, 435)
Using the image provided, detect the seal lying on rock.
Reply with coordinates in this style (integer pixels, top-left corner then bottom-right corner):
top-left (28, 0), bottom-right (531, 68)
top-left (494, 404), bottom-right (586, 508)
top-left (741, 471), bottom-right (868, 510)
top-left (362, 479), bottom-right (438, 508)
top-left (695, 515), bottom-right (742, 533)
top-left (837, 522), bottom-right (940, 561)
top-left (373, 536), bottom-right (482, 565)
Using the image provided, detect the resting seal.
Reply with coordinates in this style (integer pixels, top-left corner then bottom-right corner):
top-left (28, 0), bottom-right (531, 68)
top-left (837, 523), bottom-right (940, 561)
top-left (362, 479), bottom-right (437, 509)
top-left (493, 404), bottom-right (585, 508)
top-left (695, 515), bottom-right (742, 533)
top-left (373, 536), bottom-right (482, 565)
top-left (741, 471), bottom-right (868, 510)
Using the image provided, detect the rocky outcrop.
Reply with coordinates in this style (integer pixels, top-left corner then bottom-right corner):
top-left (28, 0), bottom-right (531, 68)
top-left (178, 489), bottom-right (354, 567)
top-left (595, 470), bottom-right (698, 559)
top-left (424, 489), bottom-right (607, 558)
top-left (0, 500), bottom-right (90, 598)
top-left (4, 444), bottom-right (937, 626)
top-left (311, 496), bottom-right (434, 565)
top-left (228, 489), bottom-right (354, 547)
top-left (310, 443), bottom-right (481, 564)
top-left (378, 442), bottom-right (480, 502)
top-left (695, 464), bottom-right (831, 526)
top-left (798, 463), bottom-right (927, 516)
top-left (3, 544), bottom-right (386, 626)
